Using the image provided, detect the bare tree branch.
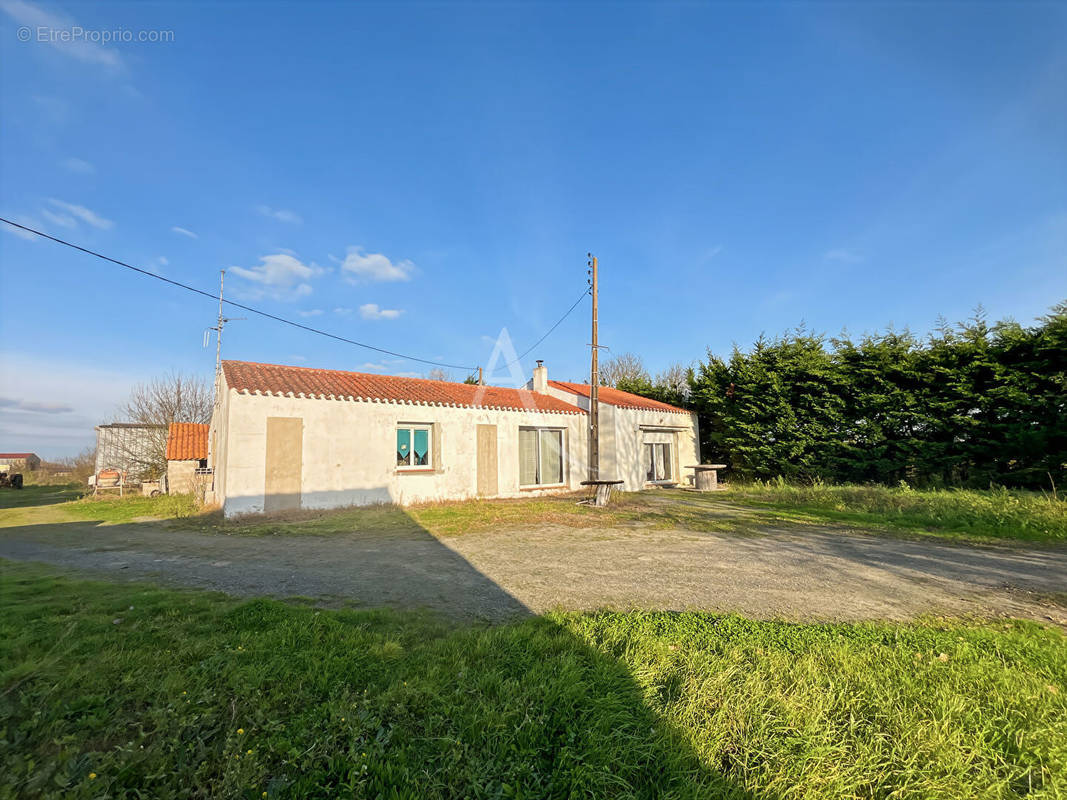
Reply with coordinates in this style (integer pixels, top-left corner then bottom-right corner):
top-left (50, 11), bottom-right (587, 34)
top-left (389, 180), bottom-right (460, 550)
top-left (599, 352), bottom-right (649, 388)
top-left (115, 371), bottom-right (212, 479)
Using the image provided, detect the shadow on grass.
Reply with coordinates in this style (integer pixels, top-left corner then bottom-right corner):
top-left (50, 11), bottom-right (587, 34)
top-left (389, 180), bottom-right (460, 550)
top-left (0, 483), bottom-right (82, 510)
top-left (0, 490), bottom-right (769, 797)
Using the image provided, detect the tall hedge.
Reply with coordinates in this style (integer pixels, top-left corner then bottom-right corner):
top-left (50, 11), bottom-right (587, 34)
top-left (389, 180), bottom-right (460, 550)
top-left (678, 302), bottom-right (1067, 490)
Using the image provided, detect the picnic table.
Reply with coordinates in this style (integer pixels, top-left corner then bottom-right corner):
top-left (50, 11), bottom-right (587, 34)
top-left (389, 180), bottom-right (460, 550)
top-left (580, 479), bottom-right (624, 507)
top-left (685, 464), bottom-right (727, 491)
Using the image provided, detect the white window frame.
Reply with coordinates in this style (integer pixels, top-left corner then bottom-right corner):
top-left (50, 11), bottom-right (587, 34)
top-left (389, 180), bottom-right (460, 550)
top-left (519, 426), bottom-right (565, 487)
top-left (396, 424), bottom-right (433, 470)
top-left (644, 441), bottom-right (673, 483)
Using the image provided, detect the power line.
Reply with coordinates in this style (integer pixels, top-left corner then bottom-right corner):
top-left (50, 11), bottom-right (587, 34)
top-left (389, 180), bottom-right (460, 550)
top-left (489, 288), bottom-right (590, 375)
top-left (0, 217), bottom-right (477, 371)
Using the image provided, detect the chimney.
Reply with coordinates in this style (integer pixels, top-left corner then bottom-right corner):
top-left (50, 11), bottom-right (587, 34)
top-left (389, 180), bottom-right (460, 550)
top-left (532, 360), bottom-right (548, 393)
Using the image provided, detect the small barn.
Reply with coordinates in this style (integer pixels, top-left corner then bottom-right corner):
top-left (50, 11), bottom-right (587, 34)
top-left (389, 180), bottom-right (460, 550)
top-left (165, 422), bottom-right (210, 494)
top-left (95, 423), bottom-right (166, 480)
top-left (0, 452), bottom-right (41, 472)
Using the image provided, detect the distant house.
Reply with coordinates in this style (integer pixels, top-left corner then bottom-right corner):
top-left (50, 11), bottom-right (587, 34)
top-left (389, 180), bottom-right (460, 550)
top-left (207, 359), bottom-right (698, 517)
top-left (165, 422), bottom-right (210, 494)
top-left (95, 423), bottom-right (167, 479)
top-left (0, 452), bottom-right (41, 472)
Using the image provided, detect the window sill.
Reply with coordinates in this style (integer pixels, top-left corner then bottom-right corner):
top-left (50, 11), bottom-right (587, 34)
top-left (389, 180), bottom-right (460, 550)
top-left (396, 468), bottom-right (439, 475)
top-left (519, 483), bottom-right (567, 492)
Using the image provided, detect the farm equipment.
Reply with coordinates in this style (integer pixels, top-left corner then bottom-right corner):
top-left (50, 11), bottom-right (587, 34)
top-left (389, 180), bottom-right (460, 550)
top-left (0, 471), bottom-right (23, 489)
top-left (91, 468), bottom-right (133, 496)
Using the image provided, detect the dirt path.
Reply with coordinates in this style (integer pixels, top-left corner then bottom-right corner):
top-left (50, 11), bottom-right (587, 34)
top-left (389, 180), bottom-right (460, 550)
top-left (2, 513), bottom-right (1065, 624)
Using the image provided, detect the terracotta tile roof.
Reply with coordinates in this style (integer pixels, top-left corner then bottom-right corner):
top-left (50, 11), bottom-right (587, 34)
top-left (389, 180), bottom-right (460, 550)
top-left (0, 452), bottom-right (37, 459)
top-left (166, 423), bottom-right (209, 461)
top-left (222, 361), bottom-right (585, 415)
top-left (548, 380), bottom-right (690, 414)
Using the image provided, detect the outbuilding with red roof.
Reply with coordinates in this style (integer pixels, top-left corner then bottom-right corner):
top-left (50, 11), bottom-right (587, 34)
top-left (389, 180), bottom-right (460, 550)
top-left (165, 422), bottom-right (210, 494)
top-left (0, 452), bottom-right (40, 472)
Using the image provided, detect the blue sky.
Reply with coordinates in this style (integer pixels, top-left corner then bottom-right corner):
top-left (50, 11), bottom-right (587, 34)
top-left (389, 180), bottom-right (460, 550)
top-left (1, 1), bottom-right (1065, 457)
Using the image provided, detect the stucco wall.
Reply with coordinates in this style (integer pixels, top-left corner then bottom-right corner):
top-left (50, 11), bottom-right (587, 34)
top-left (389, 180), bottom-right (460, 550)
top-left (166, 459), bottom-right (199, 494)
top-left (207, 371), bottom-right (232, 506)
top-left (214, 391), bottom-right (587, 516)
top-left (608, 405), bottom-right (700, 491)
top-left (544, 385), bottom-right (699, 491)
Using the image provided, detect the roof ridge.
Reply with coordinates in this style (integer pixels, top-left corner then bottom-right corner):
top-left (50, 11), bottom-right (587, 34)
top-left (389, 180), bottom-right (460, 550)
top-left (223, 359), bottom-right (479, 389)
top-left (222, 360), bottom-right (585, 415)
top-left (548, 379), bottom-right (689, 414)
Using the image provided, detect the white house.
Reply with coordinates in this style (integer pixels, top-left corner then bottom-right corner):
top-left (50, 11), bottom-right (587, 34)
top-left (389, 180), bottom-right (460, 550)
top-left (208, 359), bottom-right (698, 517)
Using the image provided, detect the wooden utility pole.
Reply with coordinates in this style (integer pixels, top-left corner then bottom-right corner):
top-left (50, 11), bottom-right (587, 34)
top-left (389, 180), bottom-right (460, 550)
top-left (588, 253), bottom-right (600, 481)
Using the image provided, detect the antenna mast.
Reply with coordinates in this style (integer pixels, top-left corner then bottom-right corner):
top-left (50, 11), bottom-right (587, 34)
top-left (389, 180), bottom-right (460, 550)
top-left (215, 270), bottom-right (225, 377)
top-left (205, 270), bottom-right (243, 377)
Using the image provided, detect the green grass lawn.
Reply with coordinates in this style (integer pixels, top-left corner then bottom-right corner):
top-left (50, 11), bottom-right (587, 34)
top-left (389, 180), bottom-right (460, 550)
top-left (1, 561), bottom-right (1064, 799)
top-left (724, 480), bottom-right (1067, 544)
top-left (0, 483), bottom-right (82, 509)
top-left (4, 480), bottom-right (1065, 544)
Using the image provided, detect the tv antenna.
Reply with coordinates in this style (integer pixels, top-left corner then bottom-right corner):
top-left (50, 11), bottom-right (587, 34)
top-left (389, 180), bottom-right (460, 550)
top-left (203, 269), bottom-right (244, 376)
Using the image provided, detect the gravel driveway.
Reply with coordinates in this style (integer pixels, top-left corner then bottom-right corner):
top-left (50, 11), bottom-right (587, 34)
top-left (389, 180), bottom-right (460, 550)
top-left (2, 515), bottom-right (1065, 624)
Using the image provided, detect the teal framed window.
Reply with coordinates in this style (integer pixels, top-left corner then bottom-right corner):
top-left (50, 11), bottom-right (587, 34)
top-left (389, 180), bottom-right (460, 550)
top-left (397, 425), bottom-right (432, 469)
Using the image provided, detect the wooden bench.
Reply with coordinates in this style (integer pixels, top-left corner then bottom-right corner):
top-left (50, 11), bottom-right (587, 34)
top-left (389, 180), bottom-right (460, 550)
top-left (580, 479), bottom-right (624, 507)
top-left (685, 464), bottom-right (727, 491)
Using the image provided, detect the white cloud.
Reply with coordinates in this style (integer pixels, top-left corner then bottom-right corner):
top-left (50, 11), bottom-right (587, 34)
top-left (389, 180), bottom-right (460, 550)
top-left (0, 351), bottom-right (146, 458)
top-left (47, 198), bottom-right (113, 229)
top-left (360, 361), bottom-right (388, 371)
top-left (297, 309), bottom-right (323, 317)
top-left (61, 157), bottom-right (95, 174)
top-left (171, 226), bottom-right (198, 239)
top-left (0, 0), bottom-right (122, 68)
top-left (359, 303), bottom-right (403, 321)
top-left (2, 215), bottom-right (45, 240)
top-left (824, 248), bottom-right (864, 264)
top-left (0, 396), bottom-right (74, 414)
top-left (341, 246), bottom-right (414, 283)
top-left (230, 253), bottom-right (324, 300)
top-left (333, 307), bottom-right (352, 315)
top-left (257, 205), bottom-right (302, 224)
top-left (702, 245), bottom-right (723, 262)
top-left (41, 208), bottom-right (76, 228)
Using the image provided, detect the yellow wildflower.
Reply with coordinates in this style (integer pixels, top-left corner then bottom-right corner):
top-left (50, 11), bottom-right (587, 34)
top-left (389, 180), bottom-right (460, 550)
top-left (237, 728), bottom-right (245, 735)
top-left (89, 773), bottom-right (97, 780)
